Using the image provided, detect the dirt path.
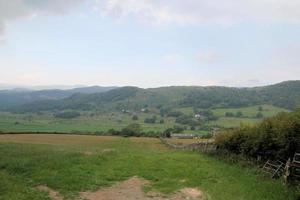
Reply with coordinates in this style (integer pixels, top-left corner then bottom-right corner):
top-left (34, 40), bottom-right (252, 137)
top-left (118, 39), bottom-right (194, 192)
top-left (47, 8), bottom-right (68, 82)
top-left (80, 176), bottom-right (203, 200)
top-left (37, 185), bottom-right (63, 200)
top-left (38, 176), bottom-right (203, 200)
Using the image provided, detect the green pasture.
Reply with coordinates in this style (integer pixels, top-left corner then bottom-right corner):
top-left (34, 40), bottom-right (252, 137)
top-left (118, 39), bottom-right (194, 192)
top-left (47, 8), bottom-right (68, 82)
top-left (0, 134), bottom-right (298, 200)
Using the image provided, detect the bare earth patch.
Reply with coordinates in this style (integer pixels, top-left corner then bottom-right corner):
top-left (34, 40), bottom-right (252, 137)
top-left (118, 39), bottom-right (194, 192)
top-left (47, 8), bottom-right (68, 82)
top-left (37, 185), bottom-right (63, 200)
top-left (180, 188), bottom-right (203, 199)
top-left (37, 177), bottom-right (203, 200)
top-left (102, 148), bottom-right (115, 153)
top-left (80, 176), bottom-right (203, 200)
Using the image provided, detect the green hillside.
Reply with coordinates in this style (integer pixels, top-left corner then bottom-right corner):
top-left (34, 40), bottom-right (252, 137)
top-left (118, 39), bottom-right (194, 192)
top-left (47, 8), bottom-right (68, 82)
top-left (10, 81), bottom-right (300, 113)
top-left (0, 86), bottom-right (116, 110)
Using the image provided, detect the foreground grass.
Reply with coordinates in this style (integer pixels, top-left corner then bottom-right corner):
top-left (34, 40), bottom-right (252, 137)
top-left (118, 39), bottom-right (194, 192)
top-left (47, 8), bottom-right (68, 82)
top-left (0, 134), bottom-right (298, 200)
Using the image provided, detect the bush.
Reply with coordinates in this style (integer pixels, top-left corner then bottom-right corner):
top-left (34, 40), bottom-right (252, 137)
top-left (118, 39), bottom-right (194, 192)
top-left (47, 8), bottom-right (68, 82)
top-left (163, 128), bottom-right (173, 138)
top-left (199, 110), bottom-right (218, 121)
top-left (173, 125), bottom-right (185, 133)
top-left (120, 123), bottom-right (142, 137)
top-left (54, 111), bottom-right (81, 119)
top-left (144, 116), bottom-right (157, 123)
top-left (225, 112), bottom-right (234, 117)
top-left (107, 128), bottom-right (120, 135)
top-left (235, 111), bottom-right (243, 118)
top-left (175, 115), bottom-right (200, 126)
top-left (256, 112), bottom-right (264, 118)
top-left (132, 115), bottom-right (139, 120)
top-left (215, 109), bottom-right (300, 160)
top-left (167, 111), bottom-right (184, 117)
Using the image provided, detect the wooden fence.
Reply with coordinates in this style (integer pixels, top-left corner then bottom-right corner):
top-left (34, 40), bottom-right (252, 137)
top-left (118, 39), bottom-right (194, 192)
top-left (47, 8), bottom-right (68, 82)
top-left (159, 138), bottom-right (216, 152)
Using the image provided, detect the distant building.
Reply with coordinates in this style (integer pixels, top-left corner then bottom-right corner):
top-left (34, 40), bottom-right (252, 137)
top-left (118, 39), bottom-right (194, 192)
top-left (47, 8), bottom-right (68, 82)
top-left (195, 114), bottom-right (204, 119)
top-left (171, 133), bottom-right (196, 139)
top-left (195, 114), bottom-right (201, 118)
top-left (121, 109), bottom-right (130, 113)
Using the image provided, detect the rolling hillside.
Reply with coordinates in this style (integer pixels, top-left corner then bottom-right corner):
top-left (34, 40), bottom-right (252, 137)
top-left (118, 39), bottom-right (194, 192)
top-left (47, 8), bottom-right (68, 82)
top-left (0, 86), bottom-right (116, 110)
top-left (8, 81), bottom-right (300, 113)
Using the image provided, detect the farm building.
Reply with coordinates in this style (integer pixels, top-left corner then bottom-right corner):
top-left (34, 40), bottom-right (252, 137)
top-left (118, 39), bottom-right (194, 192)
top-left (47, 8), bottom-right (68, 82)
top-left (171, 133), bottom-right (197, 139)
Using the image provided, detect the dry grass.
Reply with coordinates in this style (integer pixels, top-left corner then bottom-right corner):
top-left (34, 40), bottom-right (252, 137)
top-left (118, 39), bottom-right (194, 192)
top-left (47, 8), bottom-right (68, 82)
top-left (0, 134), bottom-right (119, 145)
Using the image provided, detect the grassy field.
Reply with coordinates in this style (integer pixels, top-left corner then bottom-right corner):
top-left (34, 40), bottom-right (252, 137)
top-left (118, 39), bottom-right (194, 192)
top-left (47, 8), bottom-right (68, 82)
top-left (212, 104), bottom-right (289, 118)
top-left (0, 112), bottom-right (175, 133)
top-left (0, 134), bottom-right (298, 200)
top-left (0, 105), bottom-right (289, 133)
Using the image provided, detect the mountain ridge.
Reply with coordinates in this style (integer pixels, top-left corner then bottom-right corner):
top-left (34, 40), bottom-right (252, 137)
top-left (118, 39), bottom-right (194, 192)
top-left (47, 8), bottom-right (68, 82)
top-left (7, 80), bottom-right (300, 113)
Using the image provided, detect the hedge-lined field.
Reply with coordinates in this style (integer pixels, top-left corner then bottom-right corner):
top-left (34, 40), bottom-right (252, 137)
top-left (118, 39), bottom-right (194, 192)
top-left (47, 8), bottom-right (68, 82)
top-left (0, 134), bottom-right (298, 200)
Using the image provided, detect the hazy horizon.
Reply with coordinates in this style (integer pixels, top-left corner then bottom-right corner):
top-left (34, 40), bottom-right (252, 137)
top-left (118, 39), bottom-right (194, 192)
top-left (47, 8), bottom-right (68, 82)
top-left (1, 1), bottom-right (300, 88)
top-left (1, 80), bottom-right (299, 91)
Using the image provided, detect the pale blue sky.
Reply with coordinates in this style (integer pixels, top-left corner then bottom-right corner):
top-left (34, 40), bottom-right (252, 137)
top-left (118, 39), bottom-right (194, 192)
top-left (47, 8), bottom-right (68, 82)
top-left (0, 0), bottom-right (299, 88)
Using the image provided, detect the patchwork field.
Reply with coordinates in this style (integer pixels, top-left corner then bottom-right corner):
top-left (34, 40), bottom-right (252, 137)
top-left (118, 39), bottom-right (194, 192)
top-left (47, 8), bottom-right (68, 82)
top-left (0, 134), bottom-right (298, 200)
top-left (0, 104), bottom-right (288, 134)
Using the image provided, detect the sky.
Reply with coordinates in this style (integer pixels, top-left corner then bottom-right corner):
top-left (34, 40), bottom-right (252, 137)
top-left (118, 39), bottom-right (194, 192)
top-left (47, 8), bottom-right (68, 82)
top-left (0, 0), bottom-right (300, 88)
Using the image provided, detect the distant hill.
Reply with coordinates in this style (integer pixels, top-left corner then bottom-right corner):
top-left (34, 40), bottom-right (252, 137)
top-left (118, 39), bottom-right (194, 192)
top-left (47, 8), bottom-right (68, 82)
top-left (0, 86), bottom-right (117, 110)
top-left (8, 81), bottom-right (300, 113)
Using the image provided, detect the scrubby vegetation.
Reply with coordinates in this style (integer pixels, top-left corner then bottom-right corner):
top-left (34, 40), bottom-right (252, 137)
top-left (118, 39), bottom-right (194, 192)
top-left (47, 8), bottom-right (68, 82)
top-left (215, 109), bottom-right (300, 160)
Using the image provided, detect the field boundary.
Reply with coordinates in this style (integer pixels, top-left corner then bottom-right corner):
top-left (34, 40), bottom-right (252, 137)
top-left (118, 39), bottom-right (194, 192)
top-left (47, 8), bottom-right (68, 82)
top-left (159, 137), bottom-right (216, 152)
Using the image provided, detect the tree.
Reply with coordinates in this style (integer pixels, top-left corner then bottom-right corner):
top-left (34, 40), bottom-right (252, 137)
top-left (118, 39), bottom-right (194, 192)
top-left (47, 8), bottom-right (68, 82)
top-left (256, 112), bottom-right (264, 118)
top-left (159, 119), bottom-right (165, 124)
top-left (199, 110), bottom-right (218, 121)
top-left (225, 112), bottom-right (234, 117)
top-left (175, 115), bottom-right (200, 126)
top-left (163, 128), bottom-right (173, 138)
top-left (120, 123), bottom-right (142, 137)
top-left (144, 116), bottom-right (157, 123)
top-left (54, 111), bottom-right (81, 119)
top-left (167, 111), bottom-right (184, 117)
top-left (132, 115), bottom-right (138, 120)
top-left (258, 106), bottom-right (263, 111)
top-left (235, 111), bottom-right (243, 118)
top-left (107, 128), bottom-right (119, 135)
top-left (173, 125), bottom-right (185, 133)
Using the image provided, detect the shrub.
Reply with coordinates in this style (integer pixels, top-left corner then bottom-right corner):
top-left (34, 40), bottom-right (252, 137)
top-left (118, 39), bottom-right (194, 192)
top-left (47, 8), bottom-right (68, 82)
top-left (199, 110), bottom-right (218, 121)
top-left (144, 116), bottom-right (157, 123)
top-left (54, 111), bottom-right (81, 119)
top-left (132, 115), bottom-right (139, 120)
top-left (167, 111), bottom-right (184, 117)
top-left (256, 112), bottom-right (264, 118)
top-left (225, 112), bottom-right (234, 117)
top-left (235, 111), bottom-right (243, 118)
top-left (163, 128), bottom-right (173, 138)
top-left (173, 125), bottom-right (185, 133)
top-left (120, 123), bottom-right (142, 137)
top-left (175, 115), bottom-right (200, 126)
top-left (107, 129), bottom-right (120, 135)
top-left (215, 109), bottom-right (300, 160)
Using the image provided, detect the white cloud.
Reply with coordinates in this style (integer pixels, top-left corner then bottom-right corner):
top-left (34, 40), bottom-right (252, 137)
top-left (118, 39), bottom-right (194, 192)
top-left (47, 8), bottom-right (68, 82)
top-left (196, 50), bottom-right (220, 63)
top-left (1, 0), bottom-right (300, 34)
top-left (0, 0), bottom-right (83, 34)
top-left (94, 0), bottom-right (300, 26)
